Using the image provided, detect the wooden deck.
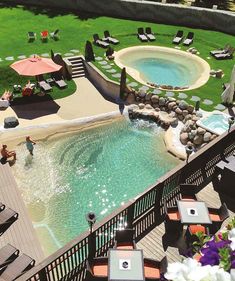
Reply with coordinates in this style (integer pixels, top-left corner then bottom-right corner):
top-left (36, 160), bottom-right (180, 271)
top-left (137, 183), bottom-right (235, 262)
top-left (0, 164), bottom-right (44, 264)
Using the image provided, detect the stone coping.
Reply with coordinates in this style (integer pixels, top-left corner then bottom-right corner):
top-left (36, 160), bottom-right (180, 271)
top-left (114, 45), bottom-right (211, 91)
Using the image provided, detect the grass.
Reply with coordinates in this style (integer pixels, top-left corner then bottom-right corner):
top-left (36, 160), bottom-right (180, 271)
top-left (0, 5), bottom-right (235, 110)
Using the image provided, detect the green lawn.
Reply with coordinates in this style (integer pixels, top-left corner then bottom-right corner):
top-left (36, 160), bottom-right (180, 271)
top-left (0, 5), bottom-right (235, 110)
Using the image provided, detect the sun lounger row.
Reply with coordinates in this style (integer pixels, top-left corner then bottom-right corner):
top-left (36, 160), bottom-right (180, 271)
top-left (28, 29), bottom-right (59, 41)
top-left (137, 27), bottom-right (155, 42)
top-left (93, 31), bottom-right (119, 48)
top-left (210, 44), bottom-right (234, 60)
top-left (0, 244), bottom-right (35, 281)
top-left (172, 30), bottom-right (194, 46)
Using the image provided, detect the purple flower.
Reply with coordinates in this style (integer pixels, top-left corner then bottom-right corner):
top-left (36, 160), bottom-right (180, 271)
top-left (199, 250), bottom-right (220, 266)
top-left (205, 239), bottom-right (231, 251)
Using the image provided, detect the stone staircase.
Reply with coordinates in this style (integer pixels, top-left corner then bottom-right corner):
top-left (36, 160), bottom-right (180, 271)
top-left (67, 56), bottom-right (86, 78)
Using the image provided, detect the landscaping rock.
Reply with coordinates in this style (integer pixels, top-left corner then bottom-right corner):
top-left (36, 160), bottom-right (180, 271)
top-left (145, 104), bottom-right (153, 110)
top-left (175, 108), bottom-right (183, 115)
top-left (4, 116), bottom-right (19, 128)
top-left (179, 100), bottom-right (189, 110)
top-left (139, 103), bottom-right (145, 109)
top-left (182, 110), bottom-right (188, 117)
top-left (193, 134), bottom-right (204, 145)
top-left (168, 102), bottom-right (177, 110)
top-left (151, 95), bottom-right (159, 103)
top-left (180, 133), bottom-right (188, 145)
top-left (187, 105), bottom-right (194, 114)
top-left (197, 127), bottom-right (206, 135)
top-left (145, 93), bottom-right (152, 101)
top-left (203, 132), bottom-right (212, 142)
top-left (159, 97), bottom-right (166, 106)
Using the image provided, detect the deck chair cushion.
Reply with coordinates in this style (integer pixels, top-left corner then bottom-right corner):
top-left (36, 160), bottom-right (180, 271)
top-left (93, 264), bottom-right (108, 276)
top-left (144, 265), bottom-right (160, 279)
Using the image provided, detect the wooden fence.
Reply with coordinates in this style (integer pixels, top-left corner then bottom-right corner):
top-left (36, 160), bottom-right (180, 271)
top-left (18, 127), bottom-right (235, 281)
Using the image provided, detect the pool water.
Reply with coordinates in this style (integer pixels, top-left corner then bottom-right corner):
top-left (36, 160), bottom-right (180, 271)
top-left (197, 113), bottom-right (233, 135)
top-left (12, 119), bottom-right (179, 256)
top-left (130, 57), bottom-right (193, 87)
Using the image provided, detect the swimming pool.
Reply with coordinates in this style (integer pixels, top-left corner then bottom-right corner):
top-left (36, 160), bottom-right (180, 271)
top-left (115, 46), bottom-right (210, 90)
top-left (12, 119), bottom-right (179, 256)
top-left (197, 112), bottom-right (233, 135)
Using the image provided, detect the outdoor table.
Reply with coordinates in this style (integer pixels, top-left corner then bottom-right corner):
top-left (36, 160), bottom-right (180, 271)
top-left (177, 200), bottom-right (212, 225)
top-left (108, 249), bottom-right (145, 281)
top-left (215, 160), bottom-right (227, 173)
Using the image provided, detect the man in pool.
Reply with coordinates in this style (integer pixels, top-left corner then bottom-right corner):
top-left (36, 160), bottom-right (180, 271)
top-left (0, 144), bottom-right (16, 164)
top-left (26, 136), bottom-right (36, 156)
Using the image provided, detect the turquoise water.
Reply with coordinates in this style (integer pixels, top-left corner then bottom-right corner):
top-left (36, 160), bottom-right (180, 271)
top-left (13, 119), bottom-right (179, 255)
top-left (198, 114), bottom-right (233, 135)
top-left (130, 57), bottom-right (193, 87)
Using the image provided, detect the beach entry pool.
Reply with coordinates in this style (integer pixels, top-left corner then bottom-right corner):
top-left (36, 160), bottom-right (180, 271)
top-left (197, 112), bottom-right (234, 135)
top-left (115, 46), bottom-right (210, 90)
top-left (12, 119), bottom-right (179, 256)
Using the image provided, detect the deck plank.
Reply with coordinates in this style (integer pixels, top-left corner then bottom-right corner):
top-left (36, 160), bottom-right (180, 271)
top-left (0, 164), bottom-right (44, 264)
top-left (137, 183), bottom-right (235, 263)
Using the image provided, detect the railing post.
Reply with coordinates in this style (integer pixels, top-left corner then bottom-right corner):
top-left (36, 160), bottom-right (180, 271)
top-left (126, 200), bottom-right (135, 229)
top-left (38, 268), bottom-right (48, 281)
top-left (154, 185), bottom-right (164, 225)
top-left (88, 232), bottom-right (96, 261)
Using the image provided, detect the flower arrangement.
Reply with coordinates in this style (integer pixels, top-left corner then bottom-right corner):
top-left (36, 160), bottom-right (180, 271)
top-left (164, 217), bottom-right (235, 281)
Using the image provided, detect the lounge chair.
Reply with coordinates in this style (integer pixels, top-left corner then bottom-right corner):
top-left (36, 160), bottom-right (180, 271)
top-left (137, 28), bottom-right (148, 42)
top-left (40, 30), bottom-right (49, 41)
top-left (0, 208), bottom-right (19, 235)
top-left (172, 30), bottom-right (183, 44)
top-left (0, 254), bottom-right (35, 281)
top-left (38, 81), bottom-right (52, 92)
top-left (51, 72), bottom-right (67, 89)
top-left (114, 228), bottom-right (136, 250)
top-left (50, 29), bottom-right (60, 40)
top-left (214, 47), bottom-right (234, 60)
top-left (93, 34), bottom-right (109, 48)
top-left (183, 32), bottom-right (194, 46)
top-left (0, 244), bottom-right (19, 270)
top-left (145, 27), bottom-right (155, 41)
top-left (103, 30), bottom-right (119, 45)
top-left (27, 32), bottom-right (36, 41)
top-left (210, 44), bottom-right (230, 56)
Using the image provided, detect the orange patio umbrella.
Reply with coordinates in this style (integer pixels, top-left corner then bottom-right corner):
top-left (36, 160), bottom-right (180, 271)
top-left (10, 56), bottom-right (62, 76)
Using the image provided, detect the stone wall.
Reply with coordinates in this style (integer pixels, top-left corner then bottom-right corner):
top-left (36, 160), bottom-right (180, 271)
top-left (83, 61), bottom-right (120, 103)
top-left (5, 0), bottom-right (235, 35)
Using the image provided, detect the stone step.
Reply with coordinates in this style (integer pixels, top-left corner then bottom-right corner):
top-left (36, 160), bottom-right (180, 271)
top-left (68, 56), bottom-right (82, 62)
top-left (72, 69), bottom-right (85, 75)
top-left (72, 66), bottom-right (84, 72)
top-left (72, 73), bottom-right (86, 78)
top-left (71, 62), bottom-right (83, 68)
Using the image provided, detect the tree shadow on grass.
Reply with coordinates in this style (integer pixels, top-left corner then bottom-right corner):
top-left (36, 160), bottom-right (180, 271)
top-left (0, 2), bottom-right (99, 20)
top-left (11, 95), bottom-right (60, 120)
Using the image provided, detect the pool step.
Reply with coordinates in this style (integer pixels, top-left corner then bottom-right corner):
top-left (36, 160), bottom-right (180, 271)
top-left (67, 56), bottom-right (86, 78)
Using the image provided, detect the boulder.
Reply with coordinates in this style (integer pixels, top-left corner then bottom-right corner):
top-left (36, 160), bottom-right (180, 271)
top-left (155, 107), bottom-right (160, 112)
top-left (193, 134), bottom-right (204, 145)
top-left (184, 114), bottom-right (192, 121)
top-left (192, 116), bottom-right (200, 122)
top-left (169, 112), bottom-right (177, 118)
top-left (179, 100), bottom-right (189, 110)
top-left (159, 97), bottom-right (166, 106)
top-left (139, 89), bottom-right (146, 97)
top-left (145, 93), bottom-right (153, 101)
top-left (197, 127), bottom-right (206, 135)
top-left (210, 134), bottom-right (217, 141)
top-left (168, 97), bottom-right (176, 102)
top-left (203, 132), bottom-right (212, 142)
top-left (145, 104), bottom-right (153, 110)
top-left (182, 110), bottom-right (188, 117)
top-left (126, 93), bottom-right (136, 104)
top-left (187, 105), bottom-right (194, 114)
top-left (178, 114), bottom-right (184, 121)
top-left (151, 95), bottom-right (159, 103)
top-left (4, 116), bottom-right (19, 128)
top-left (139, 103), bottom-right (145, 109)
top-left (168, 102), bottom-right (177, 110)
top-left (175, 108), bottom-right (183, 115)
top-left (180, 132), bottom-right (188, 145)
top-left (128, 104), bottom-right (139, 112)
top-left (170, 118), bottom-right (178, 126)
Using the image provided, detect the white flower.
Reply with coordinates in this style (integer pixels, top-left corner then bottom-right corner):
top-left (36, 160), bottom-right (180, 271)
top-left (228, 228), bottom-right (235, 250)
top-left (165, 258), bottom-right (232, 281)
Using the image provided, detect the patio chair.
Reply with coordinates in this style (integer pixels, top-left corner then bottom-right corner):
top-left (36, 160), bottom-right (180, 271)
top-left (86, 257), bottom-right (108, 281)
top-left (164, 201), bottom-right (183, 237)
top-left (38, 81), bottom-right (52, 92)
top-left (210, 44), bottom-right (230, 56)
top-left (0, 244), bottom-right (19, 271)
top-left (40, 30), bottom-right (49, 41)
top-left (114, 228), bottom-right (136, 250)
top-left (214, 47), bottom-right (234, 60)
top-left (172, 30), bottom-right (183, 44)
top-left (184, 224), bottom-right (208, 247)
top-left (93, 34), bottom-right (109, 48)
top-left (137, 28), bottom-right (148, 42)
top-left (0, 208), bottom-right (19, 236)
top-left (145, 27), bottom-right (155, 41)
top-left (0, 254), bottom-right (35, 281)
top-left (50, 29), bottom-right (60, 40)
top-left (27, 32), bottom-right (36, 41)
top-left (207, 203), bottom-right (229, 234)
top-left (144, 256), bottom-right (168, 281)
top-left (103, 30), bottom-right (119, 45)
top-left (183, 32), bottom-right (194, 46)
top-left (179, 184), bottom-right (199, 201)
